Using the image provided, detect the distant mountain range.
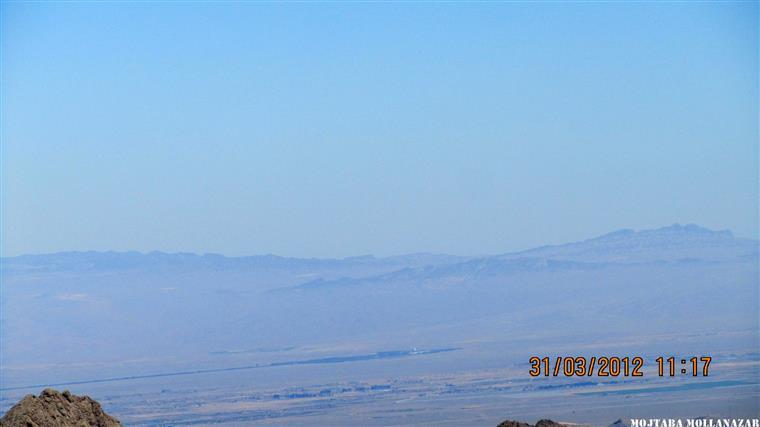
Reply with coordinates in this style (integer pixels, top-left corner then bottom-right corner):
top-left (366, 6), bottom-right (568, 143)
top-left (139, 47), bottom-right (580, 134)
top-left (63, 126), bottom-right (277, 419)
top-left (2, 224), bottom-right (755, 274)
top-left (0, 248), bottom-right (468, 274)
top-left (1, 223), bottom-right (756, 376)
top-left (497, 223), bottom-right (754, 263)
top-left (1, 224), bottom-right (756, 425)
top-left (283, 224), bottom-right (756, 291)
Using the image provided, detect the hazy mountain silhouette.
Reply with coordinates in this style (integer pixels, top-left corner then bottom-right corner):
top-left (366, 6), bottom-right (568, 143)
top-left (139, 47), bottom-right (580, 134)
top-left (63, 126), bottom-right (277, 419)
top-left (1, 224), bottom-right (756, 400)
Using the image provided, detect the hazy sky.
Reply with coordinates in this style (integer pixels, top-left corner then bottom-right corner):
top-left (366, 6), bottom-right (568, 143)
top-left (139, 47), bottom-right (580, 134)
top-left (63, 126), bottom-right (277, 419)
top-left (1, 2), bottom-right (757, 258)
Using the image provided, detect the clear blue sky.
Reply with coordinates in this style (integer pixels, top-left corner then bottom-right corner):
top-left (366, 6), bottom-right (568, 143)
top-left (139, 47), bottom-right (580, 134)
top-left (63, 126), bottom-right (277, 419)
top-left (1, 2), bottom-right (757, 257)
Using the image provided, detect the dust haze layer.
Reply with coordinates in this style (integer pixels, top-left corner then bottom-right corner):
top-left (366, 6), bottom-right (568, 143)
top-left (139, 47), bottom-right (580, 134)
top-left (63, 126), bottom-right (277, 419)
top-left (1, 224), bottom-right (758, 424)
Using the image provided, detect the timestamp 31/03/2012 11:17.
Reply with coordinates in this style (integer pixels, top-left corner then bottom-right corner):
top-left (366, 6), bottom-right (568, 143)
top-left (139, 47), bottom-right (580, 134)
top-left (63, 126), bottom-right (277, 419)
top-left (528, 356), bottom-right (712, 377)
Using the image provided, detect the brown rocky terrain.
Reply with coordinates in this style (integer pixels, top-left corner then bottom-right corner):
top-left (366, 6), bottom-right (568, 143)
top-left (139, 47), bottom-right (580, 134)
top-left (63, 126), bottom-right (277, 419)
top-left (0, 389), bottom-right (121, 427)
top-left (498, 420), bottom-right (570, 427)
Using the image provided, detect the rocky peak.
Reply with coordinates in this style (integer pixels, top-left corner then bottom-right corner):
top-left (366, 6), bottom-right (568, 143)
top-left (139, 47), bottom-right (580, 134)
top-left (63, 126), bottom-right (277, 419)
top-left (0, 388), bottom-right (121, 427)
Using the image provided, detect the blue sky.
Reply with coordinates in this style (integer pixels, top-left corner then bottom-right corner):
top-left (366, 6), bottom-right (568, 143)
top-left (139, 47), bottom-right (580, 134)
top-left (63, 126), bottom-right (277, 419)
top-left (1, 2), bottom-right (757, 257)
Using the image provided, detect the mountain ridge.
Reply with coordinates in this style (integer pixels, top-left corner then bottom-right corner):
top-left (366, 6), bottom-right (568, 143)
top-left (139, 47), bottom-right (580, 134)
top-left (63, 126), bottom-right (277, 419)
top-left (2, 223), bottom-right (751, 264)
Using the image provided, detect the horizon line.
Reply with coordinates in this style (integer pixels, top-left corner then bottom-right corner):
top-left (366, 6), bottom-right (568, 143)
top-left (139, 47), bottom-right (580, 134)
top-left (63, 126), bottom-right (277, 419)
top-left (1, 222), bottom-right (749, 261)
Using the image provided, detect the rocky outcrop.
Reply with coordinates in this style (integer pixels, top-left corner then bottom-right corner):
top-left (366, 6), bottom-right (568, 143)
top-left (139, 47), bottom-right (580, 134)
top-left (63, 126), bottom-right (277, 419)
top-left (0, 388), bottom-right (121, 427)
top-left (498, 420), bottom-right (569, 427)
top-left (497, 421), bottom-right (533, 427)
